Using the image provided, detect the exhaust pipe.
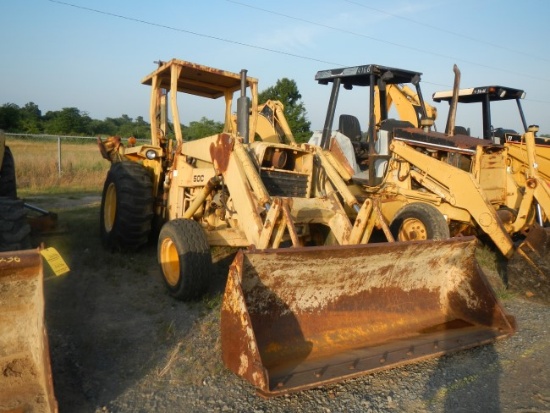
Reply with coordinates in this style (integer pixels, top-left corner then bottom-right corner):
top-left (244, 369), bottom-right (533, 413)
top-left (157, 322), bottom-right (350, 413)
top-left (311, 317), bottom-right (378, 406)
top-left (445, 64), bottom-right (461, 136)
top-left (237, 69), bottom-right (250, 143)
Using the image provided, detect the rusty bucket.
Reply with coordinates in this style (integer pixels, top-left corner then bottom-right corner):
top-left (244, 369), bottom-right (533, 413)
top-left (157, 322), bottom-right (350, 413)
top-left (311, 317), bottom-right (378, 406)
top-left (221, 237), bottom-right (516, 397)
top-left (0, 249), bottom-right (58, 413)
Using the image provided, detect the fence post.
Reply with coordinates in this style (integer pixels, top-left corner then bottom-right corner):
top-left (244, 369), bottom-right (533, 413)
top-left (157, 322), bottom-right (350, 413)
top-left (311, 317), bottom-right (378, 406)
top-left (57, 136), bottom-right (62, 177)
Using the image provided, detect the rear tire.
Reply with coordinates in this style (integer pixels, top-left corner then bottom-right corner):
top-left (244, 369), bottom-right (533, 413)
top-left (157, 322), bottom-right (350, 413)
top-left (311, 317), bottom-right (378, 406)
top-left (100, 162), bottom-right (154, 251)
top-left (0, 146), bottom-right (17, 198)
top-left (390, 203), bottom-right (450, 241)
top-left (0, 197), bottom-right (32, 251)
top-left (158, 219), bottom-right (212, 301)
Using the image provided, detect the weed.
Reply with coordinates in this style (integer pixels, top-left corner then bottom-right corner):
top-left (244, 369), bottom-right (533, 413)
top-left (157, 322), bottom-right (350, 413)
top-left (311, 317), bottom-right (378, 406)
top-left (496, 288), bottom-right (517, 301)
top-left (475, 244), bottom-right (500, 273)
top-left (162, 321), bottom-right (176, 341)
top-left (202, 293), bottom-right (222, 311)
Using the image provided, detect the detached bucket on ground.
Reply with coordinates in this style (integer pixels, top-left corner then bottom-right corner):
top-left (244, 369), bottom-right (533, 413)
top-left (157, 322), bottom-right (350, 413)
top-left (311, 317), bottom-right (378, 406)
top-left (0, 249), bottom-right (57, 413)
top-left (221, 237), bottom-right (516, 397)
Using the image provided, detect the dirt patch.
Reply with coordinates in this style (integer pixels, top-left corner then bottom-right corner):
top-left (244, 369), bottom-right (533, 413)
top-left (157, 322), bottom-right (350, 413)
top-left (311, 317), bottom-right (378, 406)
top-left (28, 195), bottom-right (550, 412)
top-left (25, 194), bottom-right (102, 211)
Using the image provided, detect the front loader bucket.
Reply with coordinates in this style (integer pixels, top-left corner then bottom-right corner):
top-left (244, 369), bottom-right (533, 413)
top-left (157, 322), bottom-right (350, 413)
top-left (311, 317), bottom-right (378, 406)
top-left (508, 224), bottom-right (550, 303)
top-left (221, 237), bottom-right (515, 397)
top-left (0, 249), bottom-right (57, 413)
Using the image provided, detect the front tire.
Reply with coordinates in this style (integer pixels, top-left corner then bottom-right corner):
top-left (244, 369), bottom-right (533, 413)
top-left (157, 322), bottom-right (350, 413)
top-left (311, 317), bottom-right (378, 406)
top-left (0, 146), bottom-right (17, 198)
top-left (390, 202), bottom-right (450, 241)
top-left (100, 162), bottom-right (154, 251)
top-left (158, 219), bottom-right (212, 301)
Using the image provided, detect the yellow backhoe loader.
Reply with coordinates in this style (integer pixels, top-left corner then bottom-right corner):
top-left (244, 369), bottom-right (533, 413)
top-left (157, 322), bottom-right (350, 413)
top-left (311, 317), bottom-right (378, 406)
top-left (98, 59), bottom-right (515, 397)
top-left (314, 64), bottom-right (549, 302)
top-left (0, 132), bottom-right (58, 413)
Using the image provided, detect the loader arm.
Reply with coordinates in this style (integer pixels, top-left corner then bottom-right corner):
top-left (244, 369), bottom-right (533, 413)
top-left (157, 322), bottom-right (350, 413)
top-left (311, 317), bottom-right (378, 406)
top-left (209, 133), bottom-right (356, 249)
top-left (390, 138), bottom-right (516, 257)
top-left (210, 134), bottom-right (271, 247)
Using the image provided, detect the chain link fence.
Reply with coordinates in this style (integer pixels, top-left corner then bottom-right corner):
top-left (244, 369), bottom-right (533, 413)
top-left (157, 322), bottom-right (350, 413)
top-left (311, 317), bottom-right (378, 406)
top-left (3, 133), bottom-right (140, 192)
top-left (6, 133), bottom-right (99, 177)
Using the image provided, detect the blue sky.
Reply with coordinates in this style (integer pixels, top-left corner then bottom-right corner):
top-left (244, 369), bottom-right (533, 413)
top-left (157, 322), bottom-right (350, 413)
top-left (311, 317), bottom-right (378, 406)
top-left (1, 0), bottom-right (549, 136)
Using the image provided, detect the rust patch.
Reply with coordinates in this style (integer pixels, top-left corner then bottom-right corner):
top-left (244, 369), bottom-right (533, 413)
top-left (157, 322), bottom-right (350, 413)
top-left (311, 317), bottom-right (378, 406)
top-left (210, 133), bottom-right (234, 174)
top-left (394, 127), bottom-right (498, 152)
top-left (97, 136), bottom-right (123, 162)
top-left (141, 59), bottom-right (258, 98)
top-left (221, 251), bottom-right (269, 390)
top-left (329, 138), bottom-right (356, 176)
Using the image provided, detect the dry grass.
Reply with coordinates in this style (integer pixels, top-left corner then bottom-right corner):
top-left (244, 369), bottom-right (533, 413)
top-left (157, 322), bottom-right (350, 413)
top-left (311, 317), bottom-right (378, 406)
top-left (7, 137), bottom-right (110, 195)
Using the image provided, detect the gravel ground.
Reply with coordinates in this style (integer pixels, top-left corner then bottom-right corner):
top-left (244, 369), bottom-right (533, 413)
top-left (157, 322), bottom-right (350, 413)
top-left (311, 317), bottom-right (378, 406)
top-left (35, 196), bottom-right (550, 413)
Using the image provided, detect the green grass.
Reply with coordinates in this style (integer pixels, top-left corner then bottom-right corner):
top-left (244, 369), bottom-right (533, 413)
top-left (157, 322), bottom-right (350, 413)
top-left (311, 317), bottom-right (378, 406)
top-left (495, 288), bottom-right (517, 301)
top-left (475, 243), bottom-right (501, 273)
top-left (201, 293), bottom-right (222, 311)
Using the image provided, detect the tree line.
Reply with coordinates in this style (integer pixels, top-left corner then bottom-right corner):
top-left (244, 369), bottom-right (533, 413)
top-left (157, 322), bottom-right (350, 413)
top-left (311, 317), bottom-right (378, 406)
top-left (0, 78), bottom-right (312, 142)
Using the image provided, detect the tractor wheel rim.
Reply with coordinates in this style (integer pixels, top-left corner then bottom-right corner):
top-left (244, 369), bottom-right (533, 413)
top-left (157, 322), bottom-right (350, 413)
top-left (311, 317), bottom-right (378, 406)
top-left (104, 183), bottom-right (117, 232)
top-left (160, 238), bottom-right (180, 287)
top-left (398, 217), bottom-right (428, 241)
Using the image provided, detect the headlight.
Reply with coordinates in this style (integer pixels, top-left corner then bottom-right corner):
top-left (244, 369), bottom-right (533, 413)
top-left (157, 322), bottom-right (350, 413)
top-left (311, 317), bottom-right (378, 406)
top-left (145, 149), bottom-right (157, 160)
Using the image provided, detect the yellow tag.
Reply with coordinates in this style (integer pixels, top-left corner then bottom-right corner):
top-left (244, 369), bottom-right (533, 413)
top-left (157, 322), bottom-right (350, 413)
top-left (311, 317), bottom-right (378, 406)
top-left (40, 247), bottom-right (70, 276)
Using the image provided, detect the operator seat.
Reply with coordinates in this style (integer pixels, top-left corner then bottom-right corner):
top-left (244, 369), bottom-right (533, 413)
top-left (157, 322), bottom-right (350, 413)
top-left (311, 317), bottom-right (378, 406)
top-left (454, 126), bottom-right (470, 136)
top-left (339, 114), bottom-right (369, 168)
top-left (339, 114), bottom-right (362, 142)
top-left (351, 118), bottom-right (414, 187)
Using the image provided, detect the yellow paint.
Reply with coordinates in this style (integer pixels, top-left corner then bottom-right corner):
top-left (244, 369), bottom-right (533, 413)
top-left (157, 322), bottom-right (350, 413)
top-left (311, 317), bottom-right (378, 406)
top-left (40, 247), bottom-right (70, 276)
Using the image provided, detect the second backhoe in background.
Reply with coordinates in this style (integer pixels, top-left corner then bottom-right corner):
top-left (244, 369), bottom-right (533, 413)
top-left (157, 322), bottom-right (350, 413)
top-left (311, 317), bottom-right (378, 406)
top-left (313, 63), bottom-right (549, 302)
